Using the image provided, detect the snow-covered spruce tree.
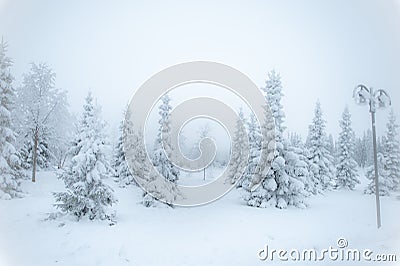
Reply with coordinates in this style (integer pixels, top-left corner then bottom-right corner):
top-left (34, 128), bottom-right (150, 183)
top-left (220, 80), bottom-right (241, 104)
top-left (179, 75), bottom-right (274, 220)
top-left (239, 112), bottom-right (261, 191)
top-left (335, 107), bottom-right (359, 190)
top-left (227, 108), bottom-right (248, 185)
top-left (54, 93), bottom-right (116, 221)
top-left (365, 111), bottom-right (400, 196)
top-left (152, 95), bottom-right (180, 182)
top-left (382, 110), bottom-right (400, 191)
top-left (306, 101), bottom-right (335, 193)
top-left (123, 129), bottom-right (179, 207)
top-left (364, 153), bottom-right (392, 196)
top-left (246, 71), bottom-right (308, 209)
top-left (113, 109), bottom-right (135, 187)
top-left (0, 39), bottom-right (24, 199)
top-left (144, 95), bottom-right (179, 207)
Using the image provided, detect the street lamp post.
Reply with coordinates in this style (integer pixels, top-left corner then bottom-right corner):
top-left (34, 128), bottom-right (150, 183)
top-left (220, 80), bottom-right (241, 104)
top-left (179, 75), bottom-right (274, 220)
top-left (353, 84), bottom-right (391, 229)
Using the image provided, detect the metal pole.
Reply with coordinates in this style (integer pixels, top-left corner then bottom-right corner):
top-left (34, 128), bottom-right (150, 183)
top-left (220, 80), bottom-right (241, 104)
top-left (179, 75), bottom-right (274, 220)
top-left (370, 102), bottom-right (382, 228)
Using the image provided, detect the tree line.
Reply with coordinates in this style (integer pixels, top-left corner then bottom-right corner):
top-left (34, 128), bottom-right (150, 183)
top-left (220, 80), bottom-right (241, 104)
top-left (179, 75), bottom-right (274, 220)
top-left (1, 40), bottom-right (399, 222)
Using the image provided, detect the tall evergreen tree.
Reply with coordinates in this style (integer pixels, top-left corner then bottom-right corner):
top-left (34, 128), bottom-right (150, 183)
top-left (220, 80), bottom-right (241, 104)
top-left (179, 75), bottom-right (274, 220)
top-left (246, 71), bottom-right (308, 209)
top-left (306, 101), bottom-right (335, 193)
top-left (54, 93), bottom-right (116, 221)
top-left (143, 95), bottom-right (180, 207)
top-left (0, 39), bottom-right (24, 199)
top-left (335, 107), bottom-right (359, 190)
top-left (382, 110), bottom-right (400, 191)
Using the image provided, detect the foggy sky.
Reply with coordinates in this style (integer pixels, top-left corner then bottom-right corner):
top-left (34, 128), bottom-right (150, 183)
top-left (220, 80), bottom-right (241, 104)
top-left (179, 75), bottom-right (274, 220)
top-left (1, 0), bottom-right (400, 141)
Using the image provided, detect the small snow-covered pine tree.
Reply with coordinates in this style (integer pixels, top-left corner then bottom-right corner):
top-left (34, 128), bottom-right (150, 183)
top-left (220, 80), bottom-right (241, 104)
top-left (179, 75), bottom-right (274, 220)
top-left (306, 101), bottom-right (335, 193)
top-left (227, 108), bottom-right (248, 185)
top-left (0, 39), bottom-right (24, 199)
top-left (54, 93), bottom-right (116, 220)
top-left (335, 107), bottom-right (359, 190)
top-left (20, 130), bottom-right (53, 169)
top-left (113, 109), bottom-right (135, 187)
top-left (124, 129), bottom-right (179, 207)
top-left (240, 112), bottom-right (261, 191)
top-left (152, 95), bottom-right (180, 183)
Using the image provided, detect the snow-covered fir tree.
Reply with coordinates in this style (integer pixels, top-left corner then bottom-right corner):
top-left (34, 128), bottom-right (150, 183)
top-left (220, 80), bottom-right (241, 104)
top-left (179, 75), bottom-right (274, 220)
top-left (0, 39), bottom-right (24, 199)
top-left (364, 153), bottom-right (392, 196)
top-left (335, 107), bottom-right (359, 190)
top-left (227, 108), bottom-right (248, 186)
top-left (306, 101), bottom-right (335, 193)
top-left (54, 93), bottom-right (116, 221)
top-left (382, 110), bottom-right (400, 191)
top-left (240, 112), bottom-right (261, 190)
top-left (123, 129), bottom-right (179, 207)
top-left (152, 95), bottom-right (180, 183)
top-left (264, 70), bottom-right (285, 140)
top-left (246, 71), bottom-right (308, 209)
top-left (143, 95), bottom-right (180, 207)
top-left (383, 109), bottom-right (400, 190)
top-left (365, 111), bottom-right (400, 195)
top-left (113, 108), bottom-right (135, 187)
top-left (244, 107), bottom-right (276, 207)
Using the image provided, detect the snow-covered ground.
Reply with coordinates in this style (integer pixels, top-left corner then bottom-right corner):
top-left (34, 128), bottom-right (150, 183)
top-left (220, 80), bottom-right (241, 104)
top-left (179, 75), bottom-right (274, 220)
top-left (0, 169), bottom-right (399, 266)
top-left (178, 165), bottom-right (225, 186)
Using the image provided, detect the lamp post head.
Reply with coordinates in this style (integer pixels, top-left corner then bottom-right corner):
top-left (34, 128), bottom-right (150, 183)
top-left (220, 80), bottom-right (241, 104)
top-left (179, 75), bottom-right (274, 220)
top-left (374, 89), bottom-right (391, 110)
top-left (353, 84), bottom-right (371, 106)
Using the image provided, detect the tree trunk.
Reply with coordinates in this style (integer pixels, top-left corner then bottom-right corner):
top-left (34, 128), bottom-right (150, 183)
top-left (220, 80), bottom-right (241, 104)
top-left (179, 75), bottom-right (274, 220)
top-left (31, 128), bottom-right (39, 182)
